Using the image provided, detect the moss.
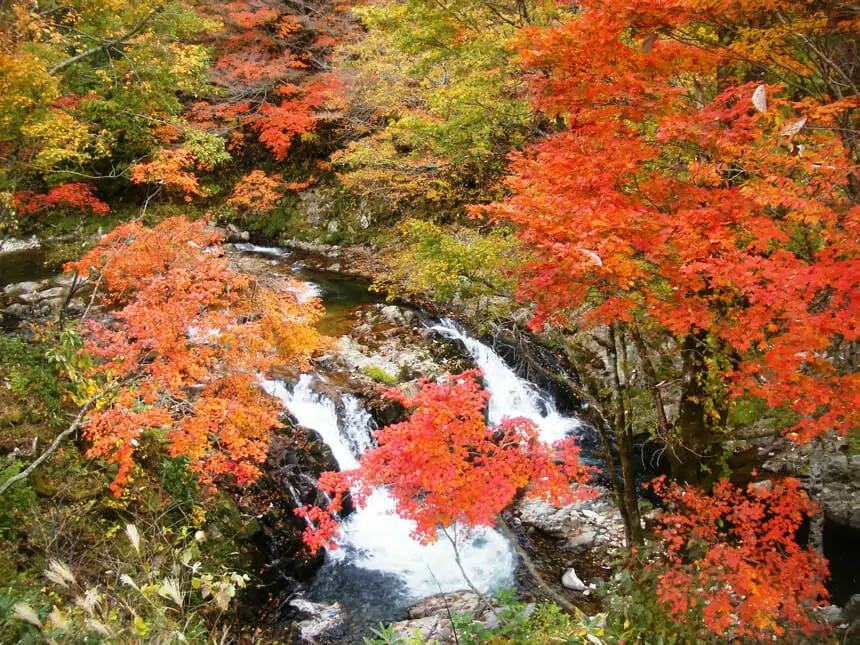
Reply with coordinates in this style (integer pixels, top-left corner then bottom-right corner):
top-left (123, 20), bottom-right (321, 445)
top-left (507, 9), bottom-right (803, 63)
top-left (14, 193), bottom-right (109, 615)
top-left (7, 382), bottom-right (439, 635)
top-left (362, 365), bottom-right (398, 386)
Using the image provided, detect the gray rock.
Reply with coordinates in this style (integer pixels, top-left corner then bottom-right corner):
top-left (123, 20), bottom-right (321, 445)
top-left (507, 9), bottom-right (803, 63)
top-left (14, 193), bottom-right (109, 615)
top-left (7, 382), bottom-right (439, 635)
top-left (0, 236), bottom-right (40, 253)
top-left (37, 286), bottom-right (65, 300)
top-left (290, 598), bottom-right (344, 642)
top-left (843, 594), bottom-right (860, 626)
top-left (517, 499), bottom-right (581, 536)
top-left (17, 291), bottom-right (45, 304)
top-left (380, 305), bottom-right (406, 326)
top-left (566, 529), bottom-right (597, 549)
top-left (561, 567), bottom-right (587, 591)
top-left (818, 604), bottom-right (844, 625)
top-left (2, 303), bottom-right (29, 319)
top-left (389, 616), bottom-right (452, 644)
top-left (4, 281), bottom-right (40, 296)
top-left (408, 591), bottom-right (483, 619)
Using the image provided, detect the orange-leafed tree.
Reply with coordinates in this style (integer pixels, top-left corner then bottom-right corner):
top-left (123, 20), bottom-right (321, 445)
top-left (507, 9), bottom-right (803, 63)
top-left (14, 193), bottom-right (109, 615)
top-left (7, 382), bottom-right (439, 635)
top-left (13, 183), bottom-right (110, 220)
top-left (228, 170), bottom-right (285, 213)
top-left (192, 0), bottom-right (349, 163)
top-left (649, 476), bottom-right (830, 641)
top-left (479, 0), bottom-right (859, 495)
top-left (67, 216), bottom-right (323, 495)
top-left (297, 370), bottom-right (595, 553)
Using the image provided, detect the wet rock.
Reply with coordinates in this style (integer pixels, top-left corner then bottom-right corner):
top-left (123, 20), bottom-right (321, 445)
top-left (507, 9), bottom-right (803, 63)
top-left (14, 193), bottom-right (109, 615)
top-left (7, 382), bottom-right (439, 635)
top-left (380, 305), bottom-right (406, 325)
top-left (226, 224), bottom-right (250, 242)
top-left (290, 598), bottom-right (345, 642)
top-left (561, 567), bottom-right (587, 591)
top-left (843, 594), bottom-right (860, 624)
top-left (37, 286), bottom-right (65, 300)
top-left (818, 604), bottom-right (844, 625)
top-left (37, 298), bottom-right (62, 317)
top-left (517, 499), bottom-right (581, 537)
top-left (17, 291), bottom-right (46, 304)
top-left (566, 529), bottom-right (597, 550)
top-left (0, 236), bottom-right (40, 254)
top-left (390, 615), bottom-right (453, 644)
top-left (388, 592), bottom-right (485, 645)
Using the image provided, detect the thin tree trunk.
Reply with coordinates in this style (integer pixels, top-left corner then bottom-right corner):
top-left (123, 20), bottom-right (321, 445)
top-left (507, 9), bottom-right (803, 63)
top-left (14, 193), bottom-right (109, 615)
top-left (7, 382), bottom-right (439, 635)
top-left (607, 324), bottom-right (643, 545)
top-left (673, 333), bottom-right (709, 485)
top-left (49, 11), bottom-right (161, 75)
top-left (0, 388), bottom-right (111, 495)
top-left (808, 435), bottom-right (825, 558)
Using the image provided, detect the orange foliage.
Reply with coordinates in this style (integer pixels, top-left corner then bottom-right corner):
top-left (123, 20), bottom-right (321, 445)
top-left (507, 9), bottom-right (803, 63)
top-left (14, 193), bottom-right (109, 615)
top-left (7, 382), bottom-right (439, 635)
top-left (195, 0), bottom-right (349, 162)
top-left (651, 476), bottom-right (830, 641)
top-left (480, 0), bottom-right (860, 443)
top-left (68, 217), bottom-right (323, 495)
top-left (129, 149), bottom-right (204, 201)
top-left (14, 183), bottom-right (109, 216)
top-left (298, 371), bottom-right (595, 552)
top-left (227, 170), bottom-right (285, 212)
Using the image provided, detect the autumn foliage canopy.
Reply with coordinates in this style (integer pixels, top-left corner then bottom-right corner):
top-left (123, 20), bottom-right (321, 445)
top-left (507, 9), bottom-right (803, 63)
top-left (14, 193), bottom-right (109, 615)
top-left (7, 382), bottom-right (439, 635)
top-left (68, 217), bottom-right (323, 495)
top-left (480, 0), bottom-right (859, 445)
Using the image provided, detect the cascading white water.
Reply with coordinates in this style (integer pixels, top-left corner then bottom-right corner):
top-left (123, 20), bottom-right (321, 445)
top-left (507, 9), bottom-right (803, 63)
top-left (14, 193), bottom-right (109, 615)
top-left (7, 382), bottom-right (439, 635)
top-left (263, 375), bottom-right (515, 600)
top-left (430, 318), bottom-right (580, 443)
top-left (239, 245), bottom-right (586, 605)
top-left (263, 375), bottom-right (358, 470)
top-left (234, 242), bottom-right (291, 257)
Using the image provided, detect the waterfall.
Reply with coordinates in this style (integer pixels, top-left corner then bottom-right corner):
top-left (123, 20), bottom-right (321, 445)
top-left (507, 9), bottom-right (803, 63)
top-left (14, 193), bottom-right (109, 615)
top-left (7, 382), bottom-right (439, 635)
top-left (263, 375), bottom-right (515, 601)
top-left (429, 318), bottom-right (580, 443)
top-left (240, 244), bottom-right (585, 609)
top-left (263, 375), bottom-right (358, 470)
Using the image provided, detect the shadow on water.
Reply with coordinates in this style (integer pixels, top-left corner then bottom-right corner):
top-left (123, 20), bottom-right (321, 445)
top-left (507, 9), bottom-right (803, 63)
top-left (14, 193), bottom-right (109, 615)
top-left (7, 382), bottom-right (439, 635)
top-left (307, 560), bottom-right (412, 639)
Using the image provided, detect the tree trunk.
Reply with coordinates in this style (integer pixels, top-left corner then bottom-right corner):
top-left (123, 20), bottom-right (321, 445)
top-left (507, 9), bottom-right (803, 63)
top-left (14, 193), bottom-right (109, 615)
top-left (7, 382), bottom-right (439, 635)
top-left (808, 435), bottom-right (825, 558)
top-left (671, 333), bottom-right (710, 485)
top-left (607, 324), bottom-right (643, 545)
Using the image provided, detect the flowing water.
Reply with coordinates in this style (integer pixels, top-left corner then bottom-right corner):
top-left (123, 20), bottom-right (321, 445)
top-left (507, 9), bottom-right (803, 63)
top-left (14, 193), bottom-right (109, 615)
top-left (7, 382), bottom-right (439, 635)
top-left (236, 245), bottom-right (593, 627)
top-left (429, 319), bottom-right (582, 443)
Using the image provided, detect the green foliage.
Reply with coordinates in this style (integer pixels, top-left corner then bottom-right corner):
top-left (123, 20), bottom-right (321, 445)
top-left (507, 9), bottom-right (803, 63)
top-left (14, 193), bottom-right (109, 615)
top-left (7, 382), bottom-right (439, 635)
top-left (9, 522), bottom-right (249, 643)
top-left (0, 334), bottom-right (66, 427)
top-left (600, 552), bottom-right (703, 645)
top-left (377, 220), bottom-right (517, 309)
top-left (0, 464), bottom-right (38, 540)
top-left (363, 591), bottom-right (608, 645)
top-left (1, 0), bottom-right (221, 233)
top-left (362, 366), bottom-right (399, 386)
top-left (454, 593), bottom-right (607, 645)
top-left (334, 0), bottom-right (568, 210)
top-left (157, 456), bottom-right (199, 511)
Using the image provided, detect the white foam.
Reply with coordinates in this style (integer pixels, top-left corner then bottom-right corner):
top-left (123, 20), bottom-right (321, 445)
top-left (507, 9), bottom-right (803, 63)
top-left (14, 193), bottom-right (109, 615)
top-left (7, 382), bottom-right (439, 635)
top-left (234, 243), bottom-right (291, 257)
top-left (430, 319), bottom-right (580, 443)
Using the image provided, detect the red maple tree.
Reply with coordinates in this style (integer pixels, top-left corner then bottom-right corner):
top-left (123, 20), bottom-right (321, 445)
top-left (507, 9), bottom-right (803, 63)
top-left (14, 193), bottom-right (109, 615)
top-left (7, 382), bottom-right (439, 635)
top-left (477, 0), bottom-right (859, 479)
top-left (650, 476), bottom-right (830, 641)
top-left (297, 370), bottom-right (595, 553)
top-left (14, 183), bottom-right (109, 216)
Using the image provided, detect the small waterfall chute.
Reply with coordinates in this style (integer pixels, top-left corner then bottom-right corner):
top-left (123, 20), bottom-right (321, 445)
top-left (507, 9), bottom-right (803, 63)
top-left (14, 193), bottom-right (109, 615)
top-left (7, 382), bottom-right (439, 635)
top-left (429, 318), bottom-right (580, 443)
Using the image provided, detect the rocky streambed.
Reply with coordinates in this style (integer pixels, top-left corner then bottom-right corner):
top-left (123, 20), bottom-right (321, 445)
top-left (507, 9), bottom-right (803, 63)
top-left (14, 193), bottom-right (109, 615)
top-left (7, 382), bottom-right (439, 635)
top-left (2, 234), bottom-right (858, 642)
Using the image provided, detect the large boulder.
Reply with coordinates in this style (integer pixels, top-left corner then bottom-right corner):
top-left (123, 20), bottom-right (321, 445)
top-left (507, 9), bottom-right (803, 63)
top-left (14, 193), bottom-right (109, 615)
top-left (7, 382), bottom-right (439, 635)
top-left (388, 591), bottom-right (486, 645)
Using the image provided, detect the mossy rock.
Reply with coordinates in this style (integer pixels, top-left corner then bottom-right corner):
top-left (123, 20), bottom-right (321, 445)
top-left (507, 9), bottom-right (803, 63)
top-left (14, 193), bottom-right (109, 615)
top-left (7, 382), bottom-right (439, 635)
top-left (0, 404), bottom-right (27, 427)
